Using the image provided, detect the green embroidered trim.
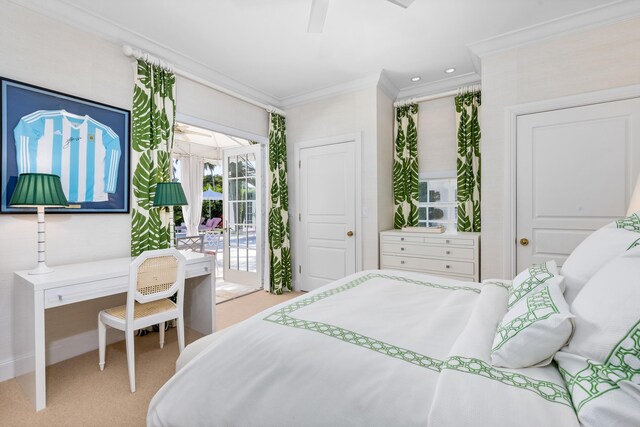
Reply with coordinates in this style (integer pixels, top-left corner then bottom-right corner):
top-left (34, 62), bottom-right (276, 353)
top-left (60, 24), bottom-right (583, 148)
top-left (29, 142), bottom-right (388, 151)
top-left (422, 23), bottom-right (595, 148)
top-left (493, 286), bottom-right (559, 352)
top-left (442, 356), bottom-right (572, 407)
top-left (265, 314), bottom-right (443, 373)
top-left (265, 272), bottom-right (572, 406)
top-left (615, 213), bottom-right (640, 232)
top-left (484, 280), bottom-right (511, 291)
top-left (628, 238), bottom-right (640, 250)
top-left (560, 319), bottom-right (640, 411)
top-left (508, 263), bottom-right (555, 308)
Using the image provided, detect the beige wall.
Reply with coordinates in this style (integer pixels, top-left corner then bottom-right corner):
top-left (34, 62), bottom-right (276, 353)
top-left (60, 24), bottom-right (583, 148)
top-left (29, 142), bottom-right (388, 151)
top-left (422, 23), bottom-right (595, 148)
top-left (417, 96), bottom-right (457, 175)
top-left (177, 77), bottom-right (268, 137)
top-left (285, 88), bottom-right (379, 273)
top-left (285, 85), bottom-right (395, 276)
top-left (481, 17), bottom-right (640, 279)
top-left (0, 1), bottom-right (268, 380)
top-left (377, 87), bottom-right (395, 234)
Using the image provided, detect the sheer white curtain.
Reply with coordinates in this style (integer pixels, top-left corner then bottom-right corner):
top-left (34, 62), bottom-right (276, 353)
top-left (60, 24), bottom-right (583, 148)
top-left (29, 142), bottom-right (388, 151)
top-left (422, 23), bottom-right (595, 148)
top-left (178, 155), bottom-right (205, 236)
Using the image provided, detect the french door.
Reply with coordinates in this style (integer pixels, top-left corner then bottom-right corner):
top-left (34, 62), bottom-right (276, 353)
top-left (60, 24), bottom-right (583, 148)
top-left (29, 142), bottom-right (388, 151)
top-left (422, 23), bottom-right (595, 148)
top-left (223, 145), bottom-right (263, 286)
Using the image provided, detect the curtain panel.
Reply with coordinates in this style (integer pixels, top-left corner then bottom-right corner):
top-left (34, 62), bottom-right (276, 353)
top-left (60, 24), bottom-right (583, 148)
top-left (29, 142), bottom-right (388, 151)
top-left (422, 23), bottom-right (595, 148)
top-left (131, 59), bottom-right (177, 256)
top-left (393, 103), bottom-right (420, 229)
top-left (178, 155), bottom-right (205, 236)
top-left (268, 113), bottom-right (292, 294)
top-left (455, 91), bottom-right (481, 232)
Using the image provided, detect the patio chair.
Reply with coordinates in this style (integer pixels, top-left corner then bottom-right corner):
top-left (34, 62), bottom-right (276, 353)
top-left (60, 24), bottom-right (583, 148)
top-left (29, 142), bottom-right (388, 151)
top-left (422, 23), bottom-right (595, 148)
top-left (176, 235), bottom-right (204, 252)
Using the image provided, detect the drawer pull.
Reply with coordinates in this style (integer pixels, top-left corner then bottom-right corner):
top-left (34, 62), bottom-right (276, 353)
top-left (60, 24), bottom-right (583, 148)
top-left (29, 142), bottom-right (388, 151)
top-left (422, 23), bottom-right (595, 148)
top-left (446, 250), bottom-right (451, 255)
top-left (204, 266), bottom-right (209, 272)
top-left (400, 260), bottom-right (405, 265)
top-left (58, 294), bottom-right (63, 301)
top-left (401, 237), bottom-right (405, 241)
top-left (446, 265), bottom-right (451, 269)
top-left (446, 240), bottom-right (450, 244)
top-left (400, 247), bottom-right (405, 251)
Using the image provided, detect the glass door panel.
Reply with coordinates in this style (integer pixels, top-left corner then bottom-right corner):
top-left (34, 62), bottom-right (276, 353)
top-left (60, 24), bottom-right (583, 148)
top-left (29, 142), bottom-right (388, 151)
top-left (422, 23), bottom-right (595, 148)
top-left (223, 145), bottom-right (262, 286)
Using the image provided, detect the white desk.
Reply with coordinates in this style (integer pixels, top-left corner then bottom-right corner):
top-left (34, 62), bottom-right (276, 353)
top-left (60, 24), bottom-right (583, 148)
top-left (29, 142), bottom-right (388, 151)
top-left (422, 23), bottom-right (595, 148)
top-left (13, 251), bottom-right (216, 411)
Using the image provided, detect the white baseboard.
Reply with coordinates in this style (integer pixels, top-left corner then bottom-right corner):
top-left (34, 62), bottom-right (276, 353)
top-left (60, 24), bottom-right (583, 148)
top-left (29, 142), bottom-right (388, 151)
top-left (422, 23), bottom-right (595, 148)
top-left (0, 328), bottom-right (123, 383)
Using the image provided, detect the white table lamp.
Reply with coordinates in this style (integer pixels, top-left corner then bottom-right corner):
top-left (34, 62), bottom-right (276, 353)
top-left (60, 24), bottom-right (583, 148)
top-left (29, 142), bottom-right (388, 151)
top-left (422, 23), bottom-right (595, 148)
top-left (9, 173), bottom-right (69, 274)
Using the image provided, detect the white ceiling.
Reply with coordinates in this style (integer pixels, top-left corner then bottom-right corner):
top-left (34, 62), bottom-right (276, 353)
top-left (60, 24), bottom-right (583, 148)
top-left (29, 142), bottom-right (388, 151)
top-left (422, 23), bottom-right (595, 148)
top-left (14, 0), bottom-right (627, 104)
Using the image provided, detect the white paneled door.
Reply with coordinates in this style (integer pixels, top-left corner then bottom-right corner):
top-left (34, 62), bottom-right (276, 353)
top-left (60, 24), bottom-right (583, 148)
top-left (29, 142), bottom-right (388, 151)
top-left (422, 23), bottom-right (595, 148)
top-left (516, 98), bottom-right (640, 271)
top-left (299, 141), bottom-right (356, 291)
top-left (223, 145), bottom-right (263, 286)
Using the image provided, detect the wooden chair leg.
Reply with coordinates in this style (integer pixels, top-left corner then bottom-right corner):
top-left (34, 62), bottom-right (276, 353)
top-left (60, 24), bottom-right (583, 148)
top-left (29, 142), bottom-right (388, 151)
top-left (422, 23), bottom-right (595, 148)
top-left (98, 315), bottom-right (106, 371)
top-left (159, 322), bottom-right (165, 349)
top-left (125, 329), bottom-right (136, 393)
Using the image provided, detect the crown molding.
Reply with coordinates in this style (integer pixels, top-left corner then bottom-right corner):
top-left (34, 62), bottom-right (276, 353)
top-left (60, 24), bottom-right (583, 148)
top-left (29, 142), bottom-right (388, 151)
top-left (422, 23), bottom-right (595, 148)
top-left (376, 70), bottom-right (400, 100)
top-left (468, 0), bottom-right (640, 65)
top-left (395, 72), bottom-right (480, 101)
top-left (279, 73), bottom-right (384, 109)
top-left (8, 0), bottom-right (283, 108)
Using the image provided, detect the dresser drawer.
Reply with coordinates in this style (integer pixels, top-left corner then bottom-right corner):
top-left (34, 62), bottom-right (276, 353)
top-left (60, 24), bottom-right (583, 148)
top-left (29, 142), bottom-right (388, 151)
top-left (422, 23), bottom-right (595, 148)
top-left (381, 255), bottom-right (475, 276)
top-left (44, 276), bottom-right (128, 308)
top-left (423, 236), bottom-right (476, 246)
top-left (382, 234), bottom-right (424, 244)
top-left (382, 243), bottom-right (475, 260)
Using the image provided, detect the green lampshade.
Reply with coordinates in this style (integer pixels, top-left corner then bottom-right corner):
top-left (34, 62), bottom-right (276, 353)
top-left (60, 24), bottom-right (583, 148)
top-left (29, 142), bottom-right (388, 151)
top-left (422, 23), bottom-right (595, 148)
top-left (9, 173), bottom-right (69, 207)
top-left (153, 182), bottom-right (188, 207)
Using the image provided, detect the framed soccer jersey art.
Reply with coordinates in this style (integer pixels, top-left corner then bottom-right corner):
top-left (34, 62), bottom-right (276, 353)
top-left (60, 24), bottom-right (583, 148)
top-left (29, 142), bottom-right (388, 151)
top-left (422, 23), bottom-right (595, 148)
top-left (1, 77), bottom-right (130, 213)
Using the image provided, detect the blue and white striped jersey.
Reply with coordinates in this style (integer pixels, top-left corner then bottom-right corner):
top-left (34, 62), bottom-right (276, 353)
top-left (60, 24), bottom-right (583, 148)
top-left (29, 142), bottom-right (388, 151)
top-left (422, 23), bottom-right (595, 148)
top-left (14, 110), bottom-right (121, 203)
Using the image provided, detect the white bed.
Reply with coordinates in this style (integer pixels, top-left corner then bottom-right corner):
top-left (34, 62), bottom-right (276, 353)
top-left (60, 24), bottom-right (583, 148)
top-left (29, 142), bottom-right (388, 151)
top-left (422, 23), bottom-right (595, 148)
top-left (147, 269), bottom-right (579, 427)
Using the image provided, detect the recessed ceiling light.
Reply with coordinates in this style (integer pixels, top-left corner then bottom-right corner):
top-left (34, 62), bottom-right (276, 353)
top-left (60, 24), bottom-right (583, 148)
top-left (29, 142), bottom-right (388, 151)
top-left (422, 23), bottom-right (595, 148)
top-left (444, 68), bottom-right (456, 74)
top-left (411, 76), bottom-right (421, 82)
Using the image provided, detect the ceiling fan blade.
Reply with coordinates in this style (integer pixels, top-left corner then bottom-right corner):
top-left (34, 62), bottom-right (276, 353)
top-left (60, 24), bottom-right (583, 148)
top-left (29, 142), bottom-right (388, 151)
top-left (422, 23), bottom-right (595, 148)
top-left (387, 0), bottom-right (415, 8)
top-left (308, 0), bottom-right (329, 33)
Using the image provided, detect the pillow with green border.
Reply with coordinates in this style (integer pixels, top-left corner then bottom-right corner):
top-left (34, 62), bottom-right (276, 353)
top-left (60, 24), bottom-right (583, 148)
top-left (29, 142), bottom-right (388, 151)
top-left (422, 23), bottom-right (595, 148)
top-left (561, 211), bottom-right (640, 304)
top-left (508, 260), bottom-right (564, 308)
top-left (554, 246), bottom-right (640, 427)
top-left (491, 283), bottom-right (573, 368)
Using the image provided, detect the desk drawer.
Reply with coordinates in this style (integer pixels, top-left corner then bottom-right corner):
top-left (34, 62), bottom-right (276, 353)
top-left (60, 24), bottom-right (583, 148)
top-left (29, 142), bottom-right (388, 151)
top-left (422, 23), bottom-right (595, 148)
top-left (186, 259), bottom-right (214, 278)
top-left (381, 255), bottom-right (475, 276)
top-left (382, 243), bottom-right (474, 260)
top-left (44, 276), bottom-right (128, 308)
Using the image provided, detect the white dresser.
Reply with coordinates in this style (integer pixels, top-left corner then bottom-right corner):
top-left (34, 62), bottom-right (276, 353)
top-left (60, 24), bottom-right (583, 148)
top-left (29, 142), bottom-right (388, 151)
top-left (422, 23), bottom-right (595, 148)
top-left (379, 230), bottom-right (480, 282)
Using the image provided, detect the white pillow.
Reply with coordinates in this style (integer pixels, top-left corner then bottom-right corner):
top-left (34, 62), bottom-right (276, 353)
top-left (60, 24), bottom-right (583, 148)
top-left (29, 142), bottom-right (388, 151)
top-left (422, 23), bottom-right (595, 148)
top-left (491, 284), bottom-right (573, 368)
top-left (554, 246), bottom-right (640, 427)
top-left (560, 211), bottom-right (640, 304)
top-left (507, 260), bottom-right (564, 308)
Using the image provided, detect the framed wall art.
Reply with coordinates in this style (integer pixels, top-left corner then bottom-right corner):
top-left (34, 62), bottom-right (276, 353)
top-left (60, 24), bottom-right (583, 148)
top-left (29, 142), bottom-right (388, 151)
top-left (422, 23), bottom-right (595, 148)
top-left (1, 77), bottom-right (130, 213)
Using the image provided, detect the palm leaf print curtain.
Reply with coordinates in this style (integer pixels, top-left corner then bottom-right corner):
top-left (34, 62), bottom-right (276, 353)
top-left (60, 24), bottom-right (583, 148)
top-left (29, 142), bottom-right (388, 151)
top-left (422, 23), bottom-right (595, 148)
top-left (393, 103), bottom-right (419, 229)
top-left (455, 91), bottom-right (481, 232)
top-left (268, 113), bottom-right (292, 294)
top-left (131, 59), bottom-right (176, 256)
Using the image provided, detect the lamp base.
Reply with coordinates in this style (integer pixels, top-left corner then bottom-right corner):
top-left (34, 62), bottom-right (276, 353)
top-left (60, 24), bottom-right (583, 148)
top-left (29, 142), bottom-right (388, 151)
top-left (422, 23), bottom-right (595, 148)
top-left (28, 263), bottom-right (53, 275)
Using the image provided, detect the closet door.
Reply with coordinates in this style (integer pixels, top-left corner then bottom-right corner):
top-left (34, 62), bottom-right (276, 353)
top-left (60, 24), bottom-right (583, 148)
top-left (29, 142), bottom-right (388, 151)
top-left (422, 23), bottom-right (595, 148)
top-left (516, 98), bottom-right (640, 271)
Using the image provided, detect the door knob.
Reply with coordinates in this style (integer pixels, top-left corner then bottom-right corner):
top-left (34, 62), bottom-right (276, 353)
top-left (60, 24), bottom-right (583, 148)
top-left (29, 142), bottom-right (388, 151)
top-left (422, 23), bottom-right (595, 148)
top-left (520, 238), bottom-right (529, 246)
top-left (347, 231), bottom-right (354, 237)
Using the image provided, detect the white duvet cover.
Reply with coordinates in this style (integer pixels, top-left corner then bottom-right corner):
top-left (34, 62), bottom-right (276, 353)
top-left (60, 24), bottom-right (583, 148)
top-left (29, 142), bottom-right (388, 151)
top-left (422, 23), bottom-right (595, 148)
top-left (147, 270), bottom-right (578, 427)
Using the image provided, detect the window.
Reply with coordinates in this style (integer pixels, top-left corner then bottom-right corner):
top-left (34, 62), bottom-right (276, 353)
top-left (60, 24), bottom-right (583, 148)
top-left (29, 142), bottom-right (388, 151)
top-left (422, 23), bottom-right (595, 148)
top-left (418, 176), bottom-right (457, 230)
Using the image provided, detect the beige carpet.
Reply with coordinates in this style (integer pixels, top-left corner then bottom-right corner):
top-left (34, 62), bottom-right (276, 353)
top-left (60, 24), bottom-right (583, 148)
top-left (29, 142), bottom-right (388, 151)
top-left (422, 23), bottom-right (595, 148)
top-left (0, 290), bottom-right (302, 427)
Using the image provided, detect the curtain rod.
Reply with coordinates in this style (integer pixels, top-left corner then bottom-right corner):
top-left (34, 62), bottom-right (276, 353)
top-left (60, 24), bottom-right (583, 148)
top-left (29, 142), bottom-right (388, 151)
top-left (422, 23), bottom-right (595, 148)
top-left (122, 45), bottom-right (286, 117)
top-left (393, 84), bottom-right (481, 107)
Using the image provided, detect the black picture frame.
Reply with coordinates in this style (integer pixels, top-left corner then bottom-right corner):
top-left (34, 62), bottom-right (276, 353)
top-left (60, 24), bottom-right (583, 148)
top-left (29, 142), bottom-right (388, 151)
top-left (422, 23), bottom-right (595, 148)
top-left (1, 77), bottom-right (130, 213)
